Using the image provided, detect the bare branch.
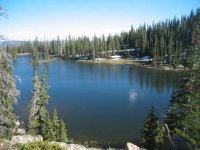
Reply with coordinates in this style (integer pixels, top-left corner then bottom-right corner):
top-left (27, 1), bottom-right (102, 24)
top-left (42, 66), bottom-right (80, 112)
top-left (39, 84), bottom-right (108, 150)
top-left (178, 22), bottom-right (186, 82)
top-left (0, 5), bottom-right (8, 18)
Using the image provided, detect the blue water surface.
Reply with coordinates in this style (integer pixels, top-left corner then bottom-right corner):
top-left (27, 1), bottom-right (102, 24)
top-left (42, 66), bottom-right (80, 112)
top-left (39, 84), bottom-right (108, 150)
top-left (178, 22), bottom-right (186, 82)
top-left (13, 56), bottom-right (181, 146)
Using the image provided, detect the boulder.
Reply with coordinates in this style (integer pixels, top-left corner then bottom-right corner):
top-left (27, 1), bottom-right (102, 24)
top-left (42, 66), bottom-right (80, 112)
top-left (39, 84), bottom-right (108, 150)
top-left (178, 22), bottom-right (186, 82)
top-left (15, 128), bottom-right (26, 135)
top-left (0, 140), bottom-right (11, 150)
top-left (177, 64), bottom-right (184, 70)
top-left (51, 141), bottom-right (68, 149)
top-left (163, 66), bottom-right (171, 70)
top-left (125, 142), bottom-right (144, 150)
top-left (67, 143), bottom-right (87, 150)
top-left (10, 134), bottom-right (43, 145)
top-left (50, 142), bottom-right (101, 150)
top-left (15, 120), bottom-right (20, 126)
top-left (13, 120), bottom-right (26, 135)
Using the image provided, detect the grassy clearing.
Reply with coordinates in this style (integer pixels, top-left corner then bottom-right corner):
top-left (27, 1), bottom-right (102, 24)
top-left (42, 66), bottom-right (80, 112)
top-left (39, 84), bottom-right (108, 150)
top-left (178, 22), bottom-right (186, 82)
top-left (77, 59), bottom-right (144, 65)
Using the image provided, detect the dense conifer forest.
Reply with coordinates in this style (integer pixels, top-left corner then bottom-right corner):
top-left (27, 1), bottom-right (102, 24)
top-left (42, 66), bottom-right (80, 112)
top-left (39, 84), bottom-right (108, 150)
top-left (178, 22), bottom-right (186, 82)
top-left (6, 9), bottom-right (199, 68)
top-left (140, 8), bottom-right (200, 150)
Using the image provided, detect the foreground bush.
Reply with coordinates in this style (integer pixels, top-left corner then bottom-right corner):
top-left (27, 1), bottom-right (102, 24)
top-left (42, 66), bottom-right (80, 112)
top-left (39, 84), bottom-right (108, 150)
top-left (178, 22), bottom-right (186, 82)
top-left (17, 141), bottom-right (66, 150)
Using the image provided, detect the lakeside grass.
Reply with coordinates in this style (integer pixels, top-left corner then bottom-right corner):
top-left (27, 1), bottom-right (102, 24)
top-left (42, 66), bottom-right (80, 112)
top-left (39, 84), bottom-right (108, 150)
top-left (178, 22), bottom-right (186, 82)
top-left (77, 59), bottom-right (144, 65)
top-left (77, 59), bottom-right (184, 72)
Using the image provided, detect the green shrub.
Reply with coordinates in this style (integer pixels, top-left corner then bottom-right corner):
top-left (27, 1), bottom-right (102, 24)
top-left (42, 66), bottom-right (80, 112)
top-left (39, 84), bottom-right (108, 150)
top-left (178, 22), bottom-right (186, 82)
top-left (17, 141), bottom-right (66, 150)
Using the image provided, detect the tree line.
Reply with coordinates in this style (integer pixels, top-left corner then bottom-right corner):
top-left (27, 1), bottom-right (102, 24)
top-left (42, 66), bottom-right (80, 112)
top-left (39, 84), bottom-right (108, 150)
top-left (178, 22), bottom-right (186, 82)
top-left (140, 8), bottom-right (200, 150)
top-left (6, 9), bottom-right (198, 68)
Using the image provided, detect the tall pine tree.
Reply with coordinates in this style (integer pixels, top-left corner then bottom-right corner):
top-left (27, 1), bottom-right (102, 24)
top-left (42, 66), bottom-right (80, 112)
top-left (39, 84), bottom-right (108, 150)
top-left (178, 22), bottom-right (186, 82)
top-left (41, 110), bottom-right (56, 141)
top-left (164, 9), bottom-right (200, 149)
top-left (59, 119), bottom-right (67, 142)
top-left (140, 106), bottom-right (163, 150)
top-left (52, 109), bottom-right (60, 141)
top-left (0, 48), bottom-right (19, 139)
top-left (27, 56), bottom-right (41, 134)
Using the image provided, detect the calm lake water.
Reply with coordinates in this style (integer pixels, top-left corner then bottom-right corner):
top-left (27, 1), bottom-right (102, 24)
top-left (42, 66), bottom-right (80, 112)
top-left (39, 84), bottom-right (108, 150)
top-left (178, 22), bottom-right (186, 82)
top-left (13, 56), bottom-right (181, 147)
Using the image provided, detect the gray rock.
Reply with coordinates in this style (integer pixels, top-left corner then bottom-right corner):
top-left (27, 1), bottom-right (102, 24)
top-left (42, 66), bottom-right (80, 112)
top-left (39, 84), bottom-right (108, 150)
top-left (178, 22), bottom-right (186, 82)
top-left (67, 143), bottom-right (88, 150)
top-left (177, 64), bottom-right (184, 70)
top-left (10, 134), bottom-right (43, 145)
top-left (15, 128), bottom-right (26, 135)
top-left (66, 143), bottom-right (125, 150)
top-left (0, 140), bottom-right (12, 150)
top-left (51, 142), bottom-right (101, 150)
top-left (163, 66), bottom-right (171, 70)
top-left (125, 142), bottom-right (144, 150)
top-left (15, 120), bottom-right (20, 126)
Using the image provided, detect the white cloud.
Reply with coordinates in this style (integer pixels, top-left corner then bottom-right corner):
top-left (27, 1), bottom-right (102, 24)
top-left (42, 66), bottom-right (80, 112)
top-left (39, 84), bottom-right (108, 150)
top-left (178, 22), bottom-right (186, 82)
top-left (6, 26), bottom-right (131, 41)
top-left (7, 31), bottom-right (35, 40)
top-left (6, 31), bottom-right (58, 41)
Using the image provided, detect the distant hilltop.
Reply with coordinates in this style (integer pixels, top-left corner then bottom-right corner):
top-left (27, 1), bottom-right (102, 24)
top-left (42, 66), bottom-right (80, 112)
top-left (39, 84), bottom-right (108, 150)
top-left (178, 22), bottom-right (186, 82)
top-left (0, 40), bottom-right (22, 47)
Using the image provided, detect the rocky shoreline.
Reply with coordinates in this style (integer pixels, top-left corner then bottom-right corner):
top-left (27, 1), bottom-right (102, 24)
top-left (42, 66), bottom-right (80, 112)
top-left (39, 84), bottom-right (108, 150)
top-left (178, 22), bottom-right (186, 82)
top-left (0, 121), bottom-right (144, 150)
top-left (0, 134), bottom-right (143, 150)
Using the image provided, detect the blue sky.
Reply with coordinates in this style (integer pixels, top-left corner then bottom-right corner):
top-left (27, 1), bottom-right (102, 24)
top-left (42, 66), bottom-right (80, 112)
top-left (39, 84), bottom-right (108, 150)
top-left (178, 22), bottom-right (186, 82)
top-left (0, 0), bottom-right (199, 40)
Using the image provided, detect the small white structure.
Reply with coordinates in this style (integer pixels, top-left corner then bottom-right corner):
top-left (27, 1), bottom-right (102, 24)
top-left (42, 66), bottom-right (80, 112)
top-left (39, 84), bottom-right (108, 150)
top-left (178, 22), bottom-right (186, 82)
top-left (110, 55), bottom-right (122, 60)
top-left (126, 48), bottom-right (136, 52)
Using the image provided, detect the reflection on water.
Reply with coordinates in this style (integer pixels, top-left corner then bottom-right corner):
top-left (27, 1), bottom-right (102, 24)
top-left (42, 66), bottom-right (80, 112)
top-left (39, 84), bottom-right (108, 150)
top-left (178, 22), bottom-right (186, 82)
top-left (13, 56), bottom-right (181, 147)
top-left (129, 90), bottom-right (138, 104)
top-left (70, 63), bottom-right (179, 94)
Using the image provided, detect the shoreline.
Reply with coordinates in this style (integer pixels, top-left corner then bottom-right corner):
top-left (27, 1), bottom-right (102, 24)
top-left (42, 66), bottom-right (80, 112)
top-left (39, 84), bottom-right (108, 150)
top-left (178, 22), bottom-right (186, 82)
top-left (77, 59), bottom-right (185, 72)
top-left (16, 55), bottom-right (186, 72)
top-left (17, 53), bottom-right (32, 56)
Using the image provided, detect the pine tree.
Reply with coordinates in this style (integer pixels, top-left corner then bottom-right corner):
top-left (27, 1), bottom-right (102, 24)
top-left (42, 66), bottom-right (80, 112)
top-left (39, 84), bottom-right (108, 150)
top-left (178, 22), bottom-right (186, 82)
top-left (102, 35), bottom-right (107, 58)
top-left (27, 64), bottom-right (51, 136)
top-left (37, 67), bottom-right (51, 135)
top-left (106, 35), bottom-right (112, 57)
top-left (164, 9), bottom-right (200, 149)
top-left (52, 109), bottom-right (60, 141)
top-left (164, 74), bottom-right (190, 133)
top-left (0, 47), bottom-right (19, 139)
top-left (114, 34), bottom-right (120, 52)
top-left (39, 67), bottom-right (50, 106)
top-left (33, 47), bottom-right (39, 63)
top-left (41, 110), bottom-right (56, 141)
top-left (64, 38), bottom-right (70, 57)
top-left (27, 46), bottom-right (40, 134)
top-left (179, 94), bottom-right (200, 148)
top-left (140, 106), bottom-right (163, 150)
top-left (59, 119), bottom-right (67, 142)
top-left (178, 9), bottom-right (200, 147)
top-left (11, 46), bottom-right (18, 60)
top-left (43, 43), bottom-right (49, 60)
top-left (164, 58), bottom-right (200, 148)
top-left (27, 61), bottom-right (41, 134)
top-left (57, 36), bottom-right (61, 56)
top-left (34, 36), bottom-right (40, 51)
